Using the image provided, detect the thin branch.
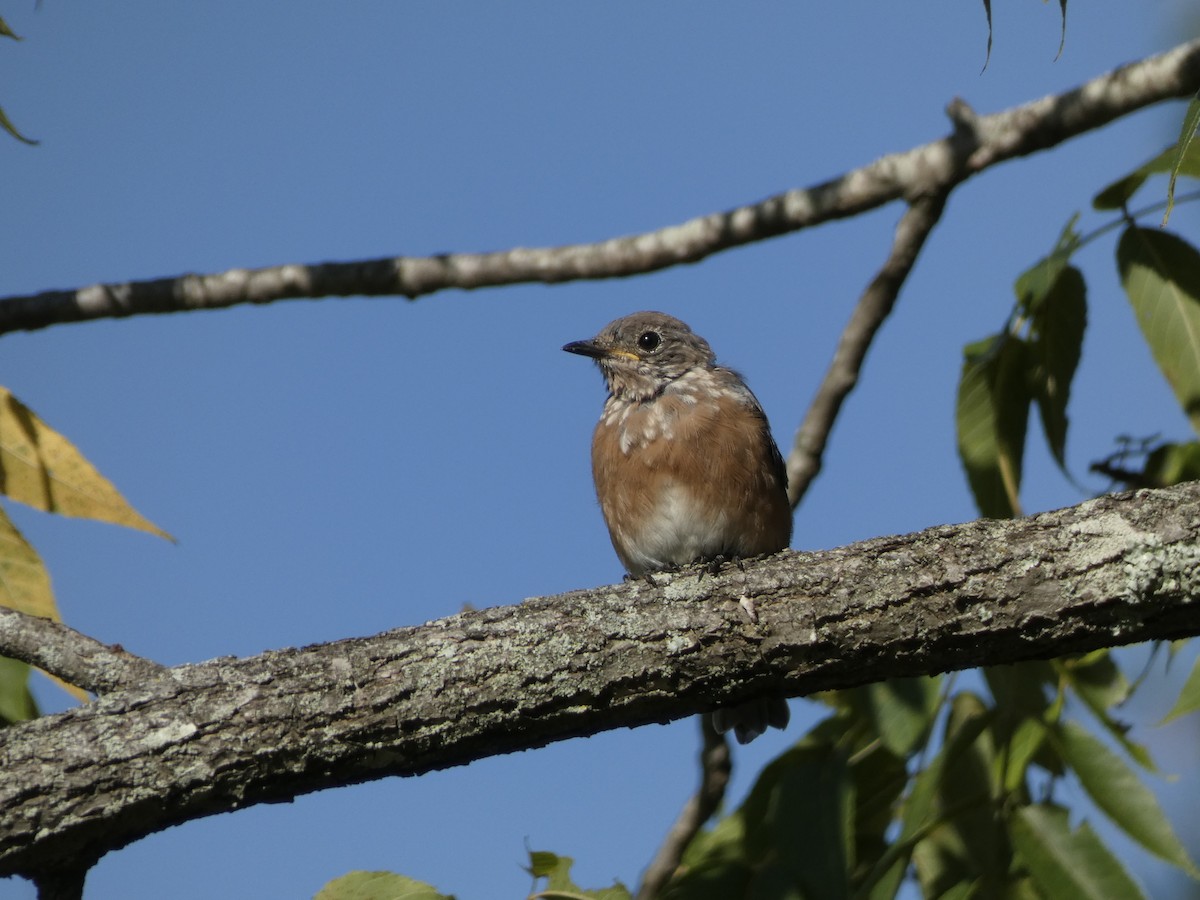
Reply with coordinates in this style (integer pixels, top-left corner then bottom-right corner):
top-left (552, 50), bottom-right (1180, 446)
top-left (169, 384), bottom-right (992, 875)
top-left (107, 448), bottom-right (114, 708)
top-left (636, 718), bottom-right (731, 900)
top-left (785, 188), bottom-right (950, 506)
top-left (0, 606), bottom-right (167, 695)
top-left (1, 39), bottom-right (1198, 335)
top-left (4, 482), bottom-right (1200, 881)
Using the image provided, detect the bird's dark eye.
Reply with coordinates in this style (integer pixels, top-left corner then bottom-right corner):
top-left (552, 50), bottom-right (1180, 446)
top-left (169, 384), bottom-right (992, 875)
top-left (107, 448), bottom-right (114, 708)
top-left (637, 331), bottom-right (661, 352)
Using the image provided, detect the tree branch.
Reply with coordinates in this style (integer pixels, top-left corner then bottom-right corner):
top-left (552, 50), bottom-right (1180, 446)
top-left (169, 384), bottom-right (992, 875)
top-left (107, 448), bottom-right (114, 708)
top-left (4, 483), bottom-right (1200, 881)
top-left (1, 38), bottom-right (1198, 335)
top-left (0, 607), bottom-right (167, 695)
top-left (785, 188), bottom-right (950, 506)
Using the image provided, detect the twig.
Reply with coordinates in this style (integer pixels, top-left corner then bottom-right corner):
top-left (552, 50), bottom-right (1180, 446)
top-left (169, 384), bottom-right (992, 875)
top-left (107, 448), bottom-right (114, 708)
top-left (635, 718), bottom-right (732, 900)
top-left (0, 38), bottom-right (1197, 335)
top-left (0, 606), bottom-right (167, 695)
top-left (785, 189), bottom-right (950, 506)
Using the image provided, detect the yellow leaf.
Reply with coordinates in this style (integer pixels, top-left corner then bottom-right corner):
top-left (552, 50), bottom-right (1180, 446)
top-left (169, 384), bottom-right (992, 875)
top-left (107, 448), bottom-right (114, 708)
top-left (0, 503), bottom-right (58, 620)
top-left (0, 505), bottom-right (88, 703)
top-left (0, 387), bottom-right (172, 540)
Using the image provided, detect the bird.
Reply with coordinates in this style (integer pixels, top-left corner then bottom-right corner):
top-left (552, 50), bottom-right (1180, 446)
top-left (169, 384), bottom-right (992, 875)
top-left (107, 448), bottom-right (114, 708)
top-left (563, 311), bottom-right (792, 743)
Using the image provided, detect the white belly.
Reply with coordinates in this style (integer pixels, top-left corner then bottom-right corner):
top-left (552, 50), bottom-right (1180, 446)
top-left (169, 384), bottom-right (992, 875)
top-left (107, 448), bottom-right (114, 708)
top-left (617, 481), bottom-right (731, 575)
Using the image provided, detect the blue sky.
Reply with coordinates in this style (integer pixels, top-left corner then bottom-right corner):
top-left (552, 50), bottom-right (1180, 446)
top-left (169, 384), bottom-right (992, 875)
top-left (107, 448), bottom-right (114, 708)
top-left (3, 3), bottom-right (1200, 898)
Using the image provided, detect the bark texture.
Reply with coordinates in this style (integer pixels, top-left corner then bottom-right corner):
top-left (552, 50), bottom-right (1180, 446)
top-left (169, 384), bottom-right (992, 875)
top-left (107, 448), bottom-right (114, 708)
top-left (3, 484), bottom-right (1200, 879)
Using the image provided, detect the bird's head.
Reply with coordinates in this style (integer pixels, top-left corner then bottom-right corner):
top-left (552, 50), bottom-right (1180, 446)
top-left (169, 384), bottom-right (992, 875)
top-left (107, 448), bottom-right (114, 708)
top-left (563, 311), bottom-right (716, 402)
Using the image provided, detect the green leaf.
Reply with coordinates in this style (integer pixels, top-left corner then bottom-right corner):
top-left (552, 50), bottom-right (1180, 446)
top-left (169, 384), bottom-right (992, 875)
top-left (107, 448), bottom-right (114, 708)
top-left (1060, 651), bottom-right (1130, 712)
top-left (986, 662), bottom-right (1054, 714)
top-left (667, 813), bottom-right (758, 900)
top-left (526, 852), bottom-right (631, 900)
top-left (933, 695), bottom-right (1008, 886)
top-left (1030, 266), bottom-right (1086, 471)
top-left (741, 736), bottom-right (854, 899)
top-left (849, 740), bottom-right (908, 890)
top-left (1142, 441), bottom-right (1200, 487)
top-left (851, 677), bottom-right (942, 758)
top-left (0, 16), bottom-right (20, 40)
top-left (1164, 92), bottom-right (1200, 226)
top-left (314, 871), bottom-right (454, 900)
top-left (1012, 805), bottom-right (1147, 900)
top-left (1117, 227), bottom-right (1200, 438)
top-left (1014, 215), bottom-right (1082, 316)
top-left (669, 726), bottom-right (857, 899)
top-left (677, 805), bottom-right (745, 870)
top-left (999, 718), bottom-right (1049, 794)
top-left (0, 656), bottom-right (38, 726)
top-left (1005, 877), bottom-right (1045, 900)
top-left (1054, 720), bottom-right (1197, 875)
top-left (1095, 141), bottom-right (1200, 210)
top-left (660, 866), bottom-right (751, 900)
top-left (0, 102), bottom-right (37, 146)
top-left (985, 662), bottom-right (1060, 788)
top-left (527, 850), bottom-right (563, 880)
top-left (1058, 653), bottom-right (1155, 772)
top-left (867, 695), bottom-right (992, 900)
top-left (1161, 655), bottom-right (1200, 725)
top-left (985, 662), bottom-right (1055, 726)
top-left (956, 334), bottom-right (1032, 518)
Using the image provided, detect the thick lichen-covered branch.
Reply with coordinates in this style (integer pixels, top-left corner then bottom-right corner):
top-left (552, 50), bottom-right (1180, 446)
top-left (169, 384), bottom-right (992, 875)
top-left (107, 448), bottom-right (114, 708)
top-left (3, 483), bottom-right (1200, 881)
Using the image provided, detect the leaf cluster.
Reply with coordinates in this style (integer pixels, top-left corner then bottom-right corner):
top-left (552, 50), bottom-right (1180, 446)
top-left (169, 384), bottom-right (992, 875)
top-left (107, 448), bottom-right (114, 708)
top-left (653, 658), bottom-right (1198, 900)
top-left (355, 658), bottom-right (1198, 899)
top-left (955, 138), bottom-right (1200, 518)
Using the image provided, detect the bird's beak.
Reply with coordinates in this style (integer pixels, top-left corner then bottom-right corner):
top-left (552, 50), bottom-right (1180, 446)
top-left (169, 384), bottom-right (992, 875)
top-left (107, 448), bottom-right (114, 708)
top-left (562, 338), bottom-right (604, 359)
top-left (563, 340), bottom-right (638, 362)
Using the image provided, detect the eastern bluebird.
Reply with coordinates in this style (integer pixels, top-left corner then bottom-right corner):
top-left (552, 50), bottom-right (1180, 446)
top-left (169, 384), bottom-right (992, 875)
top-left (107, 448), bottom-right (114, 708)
top-left (563, 311), bottom-right (792, 743)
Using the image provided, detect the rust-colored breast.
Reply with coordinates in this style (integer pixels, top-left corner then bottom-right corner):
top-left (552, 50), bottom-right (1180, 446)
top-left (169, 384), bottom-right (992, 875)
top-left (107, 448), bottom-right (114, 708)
top-left (590, 372), bottom-right (791, 575)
